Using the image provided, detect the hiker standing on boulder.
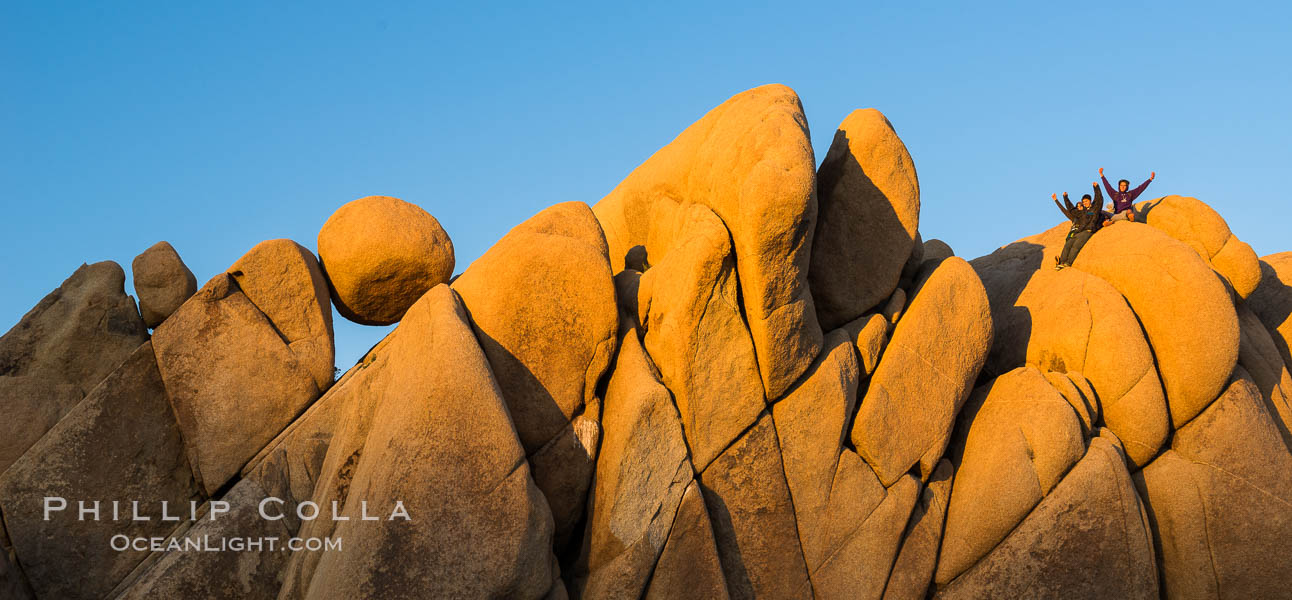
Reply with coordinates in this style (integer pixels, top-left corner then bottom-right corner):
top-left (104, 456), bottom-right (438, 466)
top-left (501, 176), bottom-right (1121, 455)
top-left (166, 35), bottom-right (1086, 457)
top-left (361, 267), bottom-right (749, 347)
top-left (1052, 182), bottom-right (1108, 269)
top-left (1099, 167), bottom-right (1155, 222)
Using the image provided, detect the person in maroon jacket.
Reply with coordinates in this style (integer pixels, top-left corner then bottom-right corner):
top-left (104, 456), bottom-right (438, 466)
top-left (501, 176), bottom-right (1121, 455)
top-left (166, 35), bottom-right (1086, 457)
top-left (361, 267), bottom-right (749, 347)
top-left (1099, 167), bottom-right (1155, 222)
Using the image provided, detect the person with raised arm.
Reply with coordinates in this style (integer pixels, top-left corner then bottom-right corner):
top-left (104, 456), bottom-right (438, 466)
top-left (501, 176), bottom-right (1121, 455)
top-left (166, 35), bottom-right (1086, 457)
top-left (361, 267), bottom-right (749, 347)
top-left (1100, 167), bottom-right (1155, 222)
top-left (1053, 182), bottom-right (1108, 269)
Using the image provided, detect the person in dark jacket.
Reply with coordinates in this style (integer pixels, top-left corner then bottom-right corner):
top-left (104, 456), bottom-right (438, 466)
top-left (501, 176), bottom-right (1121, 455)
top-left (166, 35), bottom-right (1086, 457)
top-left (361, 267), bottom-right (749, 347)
top-left (1100, 167), bottom-right (1155, 222)
top-left (1053, 182), bottom-right (1108, 269)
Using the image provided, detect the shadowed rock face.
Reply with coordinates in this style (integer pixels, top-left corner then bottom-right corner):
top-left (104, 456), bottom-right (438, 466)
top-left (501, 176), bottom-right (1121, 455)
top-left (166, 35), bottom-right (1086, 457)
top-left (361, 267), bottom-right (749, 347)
top-left (0, 261), bottom-right (148, 474)
top-left (0, 342), bottom-right (200, 600)
top-left (451, 201), bottom-right (617, 552)
top-left (0, 261), bottom-right (147, 390)
top-left (884, 459), bottom-right (953, 600)
top-left (700, 410), bottom-right (812, 599)
top-left (109, 478), bottom-right (292, 600)
top-left (132, 240), bottom-right (197, 329)
top-left (1248, 252), bottom-right (1292, 371)
top-left (0, 513), bottom-right (34, 600)
top-left (810, 108), bottom-right (920, 331)
top-left (1235, 304), bottom-right (1292, 449)
top-left (569, 330), bottom-right (692, 599)
top-left (2, 85), bottom-right (1290, 600)
top-left (303, 286), bottom-right (555, 599)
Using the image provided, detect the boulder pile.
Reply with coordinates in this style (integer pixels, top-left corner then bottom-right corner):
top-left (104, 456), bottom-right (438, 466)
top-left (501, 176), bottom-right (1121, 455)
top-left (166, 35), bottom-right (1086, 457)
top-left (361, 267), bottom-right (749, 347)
top-left (0, 84), bottom-right (1289, 599)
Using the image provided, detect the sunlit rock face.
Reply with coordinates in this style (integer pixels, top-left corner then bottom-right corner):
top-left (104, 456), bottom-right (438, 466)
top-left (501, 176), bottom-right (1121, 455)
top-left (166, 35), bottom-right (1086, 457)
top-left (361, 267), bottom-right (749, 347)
top-left (0, 84), bottom-right (1288, 600)
top-left (318, 194), bottom-right (456, 326)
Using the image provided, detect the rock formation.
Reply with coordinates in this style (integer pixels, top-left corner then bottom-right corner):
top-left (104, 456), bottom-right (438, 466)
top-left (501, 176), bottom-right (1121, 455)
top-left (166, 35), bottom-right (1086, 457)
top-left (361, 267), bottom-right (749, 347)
top-left (0, 261), bottom-right (147, 475)
top-left (811, 108), bottom-right (921, 330)
top-left (153, 239), bottom-right (333, 496)
top-left (450, 201), bottom-right (616, 552)
top-left (593, 83), bottom-right (821, 401)
top-left (317, 195), bottom-right (455, 325)
top-left (0, 84), bottom-right (1288, 599)
top-left (131, 241), bottom-right (197, 329)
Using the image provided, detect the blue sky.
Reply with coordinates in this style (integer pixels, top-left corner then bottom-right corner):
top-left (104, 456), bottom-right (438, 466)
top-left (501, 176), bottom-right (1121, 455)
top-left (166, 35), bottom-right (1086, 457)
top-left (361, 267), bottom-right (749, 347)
top-left (3, 1), bottom-right (1289, 367)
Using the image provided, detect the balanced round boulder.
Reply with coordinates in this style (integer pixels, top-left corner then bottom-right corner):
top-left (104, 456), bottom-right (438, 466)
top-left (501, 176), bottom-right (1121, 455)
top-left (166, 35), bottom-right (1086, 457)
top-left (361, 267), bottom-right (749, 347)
top-left (317, 195), bottom-right (454, 325)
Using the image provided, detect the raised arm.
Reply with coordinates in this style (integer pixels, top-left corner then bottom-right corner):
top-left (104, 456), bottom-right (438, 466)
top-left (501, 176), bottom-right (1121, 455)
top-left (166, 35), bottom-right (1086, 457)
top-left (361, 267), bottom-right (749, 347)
top-left (1127, 172), bottom-right (1155, 201)
top-left (1100, 168), bottom-right (1117, 198)
top-left (1053, 193), bottom-right (1072, 219)
top-left (1093, 182), bottom-right (1104, 208)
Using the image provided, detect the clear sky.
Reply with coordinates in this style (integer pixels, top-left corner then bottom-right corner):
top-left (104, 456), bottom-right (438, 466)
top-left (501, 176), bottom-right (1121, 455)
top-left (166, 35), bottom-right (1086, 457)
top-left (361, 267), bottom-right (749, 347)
top-left (3, 1), bottom-right (1289, 368)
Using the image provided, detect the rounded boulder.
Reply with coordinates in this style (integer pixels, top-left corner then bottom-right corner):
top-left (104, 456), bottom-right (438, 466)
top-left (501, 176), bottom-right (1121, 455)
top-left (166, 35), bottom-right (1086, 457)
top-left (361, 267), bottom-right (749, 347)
top-left (1072, 223), bottom-right (1239, 427)
top-left (937, 366), bottom-right (1087, 585)
top-left (810, 108), bottom-right (921, 330)
top-left (317, 195), bottom-right (455, 325)
top-left (131, 241), bottom-right (198, 329)
top-left (1136, 195), bottom-right (1261, 298)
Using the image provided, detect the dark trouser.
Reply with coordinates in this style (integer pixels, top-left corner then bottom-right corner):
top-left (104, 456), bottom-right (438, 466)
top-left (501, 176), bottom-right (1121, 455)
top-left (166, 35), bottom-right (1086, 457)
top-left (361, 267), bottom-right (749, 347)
top-left (1058, 230), bottom-right (1095, 266)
